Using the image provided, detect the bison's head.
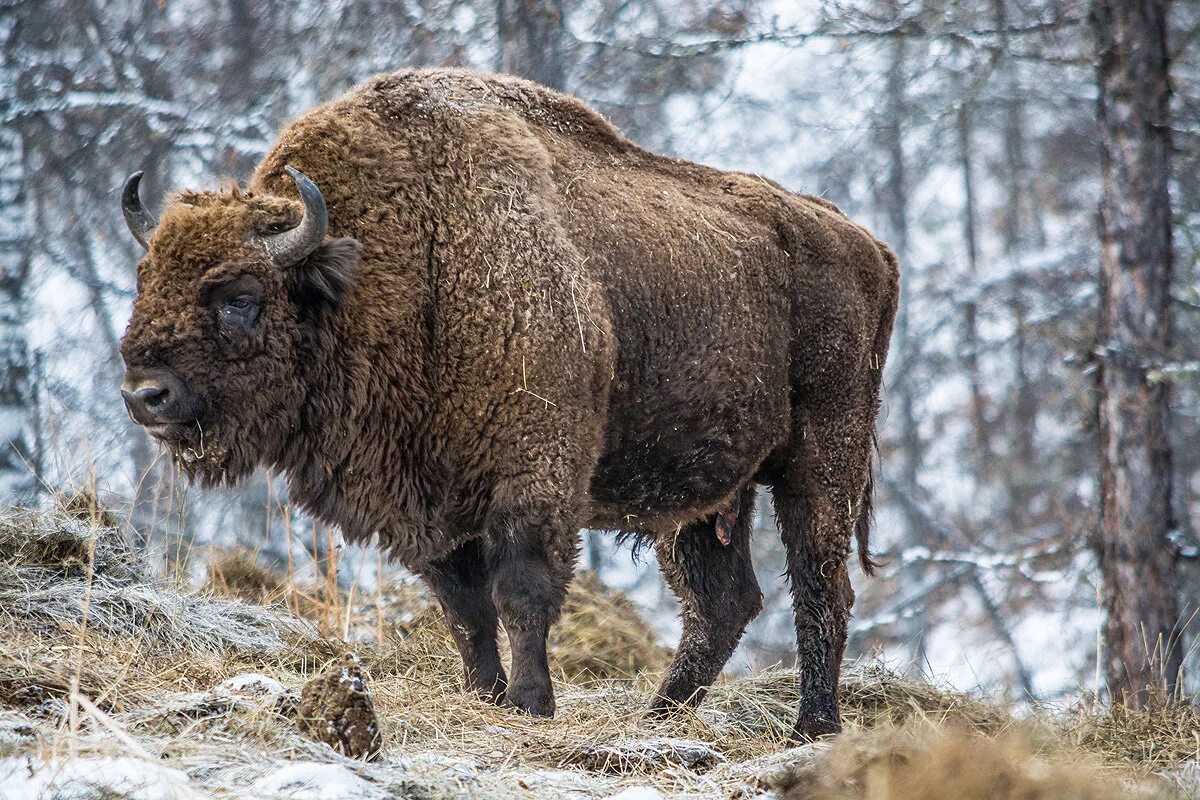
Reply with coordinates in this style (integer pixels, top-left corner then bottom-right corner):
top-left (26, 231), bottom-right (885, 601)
top-left (118, 167), bottom-right (358, 486)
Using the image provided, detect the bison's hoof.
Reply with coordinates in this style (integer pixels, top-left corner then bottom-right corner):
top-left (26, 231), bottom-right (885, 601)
top-left (505, 681), bottom-right (555, 717)
top-left (789, 715), bottom-right (841, 743)
top-left (465, 673), bottom-right (508, 706)
top-left (471, 685), bottom-right (506, 706)
top-left (646, 686), bottom-right (705, 719)
top-left (645, 696), bottom-right (685, 720)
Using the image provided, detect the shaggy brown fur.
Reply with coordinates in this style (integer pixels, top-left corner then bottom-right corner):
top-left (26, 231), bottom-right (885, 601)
top-left (119, 68), bottom-right (899, 739)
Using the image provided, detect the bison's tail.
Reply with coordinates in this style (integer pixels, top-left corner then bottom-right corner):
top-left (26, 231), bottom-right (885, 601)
top-left (857, 241), bottom-right (898, 578)
top-left (855, 433), bottom-right (880, 577)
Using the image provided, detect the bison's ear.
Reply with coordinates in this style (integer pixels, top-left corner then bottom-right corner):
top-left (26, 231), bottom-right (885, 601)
top-left (290, 236), bottom-right (360, 309)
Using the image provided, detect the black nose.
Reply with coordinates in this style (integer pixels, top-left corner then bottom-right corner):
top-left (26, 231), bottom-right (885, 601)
top-left (123, 385), bottom-right (168, 409)
top-left (120, 368), bottom-right (196, 427)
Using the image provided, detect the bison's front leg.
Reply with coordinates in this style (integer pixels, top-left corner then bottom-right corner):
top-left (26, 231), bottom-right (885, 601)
top-left (649, 484), bottom-right (763, 715)
top-left (490, 524), bottom-right (576, 717)
top-left (422, 539), bottom-right (508, 703)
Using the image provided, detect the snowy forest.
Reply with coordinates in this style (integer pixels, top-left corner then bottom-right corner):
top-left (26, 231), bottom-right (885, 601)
top-left (2, 0), bottom-right (1199, 715)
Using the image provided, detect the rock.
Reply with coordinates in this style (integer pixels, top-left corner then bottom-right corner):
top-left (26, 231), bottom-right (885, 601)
top-left (298, 653), bottom-right (382, 760)
top-left (574, 737), bottom-right (725, 774)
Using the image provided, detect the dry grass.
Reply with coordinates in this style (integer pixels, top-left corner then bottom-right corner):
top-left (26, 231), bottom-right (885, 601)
top-left (0, 502), bottom-right (1194, 799)
top-left (550, 570), bottom-right (671, 681)
top-left (0, 505), bottom-right (315, 657)
top-left (771, 721), bottom-right (1146, 800)
top-left (203, 549), bottom-right (288, 604)
top-left (1064, 697), bottom-right (1200, 769)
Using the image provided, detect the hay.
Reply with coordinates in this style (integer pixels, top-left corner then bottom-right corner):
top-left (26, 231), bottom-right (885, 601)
top-left (1064, 698), bottom-right (1200, 769)
top-left (204, 549), bottom-right (287, 604)
top-left (0, 504), bottom-right (143, 582)
top-left (551, 571), bottom-right (671, 681)
top-left (839, 662), bottom-right (1015, 731)
top-left (357, 569), bottom-right (670, 683)
top-left (769, 721), bottom-right (1161, 800)
top-left (0, 504), bottom-right (1193, 799)
top-left (696, 663), bottom-right (1014, 746)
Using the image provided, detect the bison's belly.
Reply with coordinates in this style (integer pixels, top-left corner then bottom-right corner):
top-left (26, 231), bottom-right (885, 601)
top-left (586, 380), bottom-right (786, 533)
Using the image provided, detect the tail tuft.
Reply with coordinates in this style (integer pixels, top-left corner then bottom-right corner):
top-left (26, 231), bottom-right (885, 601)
top-left (855, 437), bottom-right (880, 577)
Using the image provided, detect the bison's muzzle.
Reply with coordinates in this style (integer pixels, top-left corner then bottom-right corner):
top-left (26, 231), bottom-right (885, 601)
top-left (120, 367), bottom-right (202, 430)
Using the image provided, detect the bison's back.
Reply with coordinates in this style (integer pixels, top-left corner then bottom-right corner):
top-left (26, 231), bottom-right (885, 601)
top-left (507, 84), bottom-right (894, 530)
top-left (260, 69), bottom-right (895, 537)
top-left (362, 69), bottom-right (889, 533)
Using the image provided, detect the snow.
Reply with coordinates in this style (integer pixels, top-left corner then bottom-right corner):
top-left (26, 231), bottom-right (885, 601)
top-left (0, 717), bottom-right (40, 747)
top-left (0, 756), bottom-right (199, 800)
top-left (245, 762), bottom-right (385, 800)
top-left (217, 672), bottom-right (288, 697)
top-left (602, 788), bottom-right (666, 800)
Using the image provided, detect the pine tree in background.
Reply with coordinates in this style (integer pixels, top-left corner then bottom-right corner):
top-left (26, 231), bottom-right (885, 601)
top-left (498, 0), bottom-right (568, 89)
top-left (1092, 0), bottom-right (1181, 705)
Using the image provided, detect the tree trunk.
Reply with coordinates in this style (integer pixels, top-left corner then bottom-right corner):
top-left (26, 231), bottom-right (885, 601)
top-left (496, 0), bottom-right (567, 89)
top-left (957, 103), bottom-right (991, 473)
top-left (1093, 0), bottom-right (1180, 706)
top-left (0, 15), bottom-right (40, 502)
top-left (876, 31), bottom-right (929, 673)
top-left (993, 0), bottom-right (1041, 519)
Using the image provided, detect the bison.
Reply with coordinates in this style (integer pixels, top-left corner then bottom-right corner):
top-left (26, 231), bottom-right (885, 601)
top-left (118, 69), bottom-right (898, 741)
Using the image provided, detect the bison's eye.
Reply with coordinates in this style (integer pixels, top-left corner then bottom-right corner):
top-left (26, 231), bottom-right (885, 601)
top-left (202, 273), bottom-right (264, 347)
top-left (218, 296), bottom-right (260, 331)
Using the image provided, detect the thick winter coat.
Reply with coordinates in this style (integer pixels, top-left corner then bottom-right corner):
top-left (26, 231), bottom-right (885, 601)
top-left (119, 69), bottom-right (899, 740)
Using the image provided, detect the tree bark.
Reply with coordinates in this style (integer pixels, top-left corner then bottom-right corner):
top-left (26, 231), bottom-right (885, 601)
top-left (1093, 0), bottom-right (1180, 706)
top-left (957, 103), bottom-right (991, 473)
top-left (875, 30), bottom-right (930, 673)
top-left (0, 12), bottom-right (40, 502)
top-left (497, 0), bottom-right (567, 90)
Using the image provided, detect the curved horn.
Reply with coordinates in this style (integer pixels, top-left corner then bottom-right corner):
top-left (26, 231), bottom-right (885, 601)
top-left (261, 166), bottom-right (328, 266)
top-left (122, 171), bottom-right (157, 251)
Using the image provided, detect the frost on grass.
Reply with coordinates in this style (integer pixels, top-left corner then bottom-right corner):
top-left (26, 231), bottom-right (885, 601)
top-left (0, 504), bottom-right (316, 655)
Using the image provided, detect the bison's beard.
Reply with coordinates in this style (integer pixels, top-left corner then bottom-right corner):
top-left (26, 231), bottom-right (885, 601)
top-left (151, 421), bottom-right (257, 489)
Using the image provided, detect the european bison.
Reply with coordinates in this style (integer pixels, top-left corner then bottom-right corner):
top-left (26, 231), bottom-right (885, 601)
top-left (119, 69), bottom-right (898, 740)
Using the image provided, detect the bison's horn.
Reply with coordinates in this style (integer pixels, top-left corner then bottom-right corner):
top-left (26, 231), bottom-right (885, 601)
top-left (122, 171), bottom-right (157, 251)
top-left (261, 166), bottom-right (328, 266)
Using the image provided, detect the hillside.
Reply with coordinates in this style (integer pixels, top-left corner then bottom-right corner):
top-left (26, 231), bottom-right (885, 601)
top-left (0, 502), bottom-right (1197, 800)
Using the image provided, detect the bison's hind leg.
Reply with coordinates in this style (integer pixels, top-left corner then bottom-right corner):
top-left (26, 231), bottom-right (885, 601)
top-left (771, 383), bottom-right (878, 742)
top-left (648, 483), bottom-right (763, 716)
